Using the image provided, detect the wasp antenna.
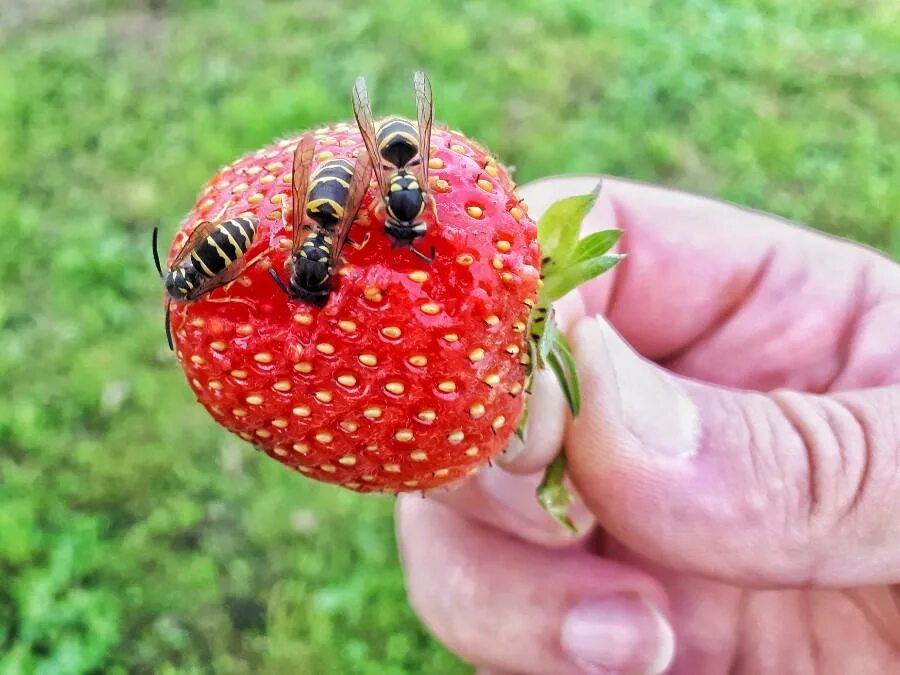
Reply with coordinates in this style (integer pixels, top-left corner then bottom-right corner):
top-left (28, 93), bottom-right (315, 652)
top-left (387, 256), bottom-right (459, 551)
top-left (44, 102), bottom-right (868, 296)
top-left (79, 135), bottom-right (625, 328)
top-left (151, 227), bottom-right (164, 278)
top-left (268, 268), bottom-right (291, 297)
top-left (164, 299), bottom-right (173, 351)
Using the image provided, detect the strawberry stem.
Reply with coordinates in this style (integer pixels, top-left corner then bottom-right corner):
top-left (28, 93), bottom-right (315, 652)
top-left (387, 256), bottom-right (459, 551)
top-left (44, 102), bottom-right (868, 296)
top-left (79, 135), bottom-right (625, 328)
top-left (536, 451), bottom-right (576, 533)
top-left (525, 182), bottom-right (625, 532)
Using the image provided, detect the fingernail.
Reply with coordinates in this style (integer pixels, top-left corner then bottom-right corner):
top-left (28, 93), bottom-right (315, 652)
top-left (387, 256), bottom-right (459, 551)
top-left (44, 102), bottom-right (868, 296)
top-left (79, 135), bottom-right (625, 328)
top-left (578, 316), bottom-right (699, 457)
top-left (561, 597), bottom-right (674, 674)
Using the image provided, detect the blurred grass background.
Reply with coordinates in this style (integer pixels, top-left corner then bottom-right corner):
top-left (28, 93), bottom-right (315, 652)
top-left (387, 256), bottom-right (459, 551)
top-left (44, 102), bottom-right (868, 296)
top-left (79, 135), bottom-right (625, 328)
top-left (0, 0), bottom-right (897, 672)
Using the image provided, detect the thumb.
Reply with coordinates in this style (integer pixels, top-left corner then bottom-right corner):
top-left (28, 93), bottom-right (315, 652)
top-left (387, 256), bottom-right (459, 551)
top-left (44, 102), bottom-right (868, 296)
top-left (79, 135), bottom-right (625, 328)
top-left (568, 315), bottom-right (900, 588)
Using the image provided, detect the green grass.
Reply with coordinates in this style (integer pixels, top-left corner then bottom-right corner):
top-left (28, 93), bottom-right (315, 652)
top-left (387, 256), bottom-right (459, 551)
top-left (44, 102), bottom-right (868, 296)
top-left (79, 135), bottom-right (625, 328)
top-left (1, 0), bottom-right (897, 672)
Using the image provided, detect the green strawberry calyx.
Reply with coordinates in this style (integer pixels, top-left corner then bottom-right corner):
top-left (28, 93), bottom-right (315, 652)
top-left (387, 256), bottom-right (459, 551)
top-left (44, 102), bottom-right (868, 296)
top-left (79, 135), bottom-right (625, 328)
top-left (521, 182), bottom-right (624, 532)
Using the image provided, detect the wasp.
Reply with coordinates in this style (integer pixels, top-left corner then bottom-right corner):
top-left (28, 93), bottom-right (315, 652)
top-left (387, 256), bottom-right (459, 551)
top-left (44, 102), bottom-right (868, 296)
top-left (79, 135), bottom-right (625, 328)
top-left (152, 214), bottom-right (259, 350)
top-left (268, 133), bottom-right (372, 305)
top-left (352, 71), bottom-right (436, 262)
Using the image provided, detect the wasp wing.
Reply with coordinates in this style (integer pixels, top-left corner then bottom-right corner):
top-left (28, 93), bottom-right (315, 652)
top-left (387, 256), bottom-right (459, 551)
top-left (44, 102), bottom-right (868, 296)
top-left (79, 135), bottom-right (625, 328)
top-left (291, 133), bottom-right (316, 253)
top-left (169, 219), bottom-right (220, 270)
top-left (413, 71), bottom-right (434, 188)
top-left (329, 151), bottom-right (372, 270)
top-left (170, 217), bottom-right (259, 301)
top-left (352, 76), bottom-right (388, 197)
top-left (189, 254), bottom-right (250, 299)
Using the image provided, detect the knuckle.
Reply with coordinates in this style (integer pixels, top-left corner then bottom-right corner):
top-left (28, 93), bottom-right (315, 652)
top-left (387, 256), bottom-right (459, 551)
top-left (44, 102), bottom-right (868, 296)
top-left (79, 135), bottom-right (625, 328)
top-left (828, 392), bottom-right (900, 531)
top-left (770, 389), bottom-right (900, 547)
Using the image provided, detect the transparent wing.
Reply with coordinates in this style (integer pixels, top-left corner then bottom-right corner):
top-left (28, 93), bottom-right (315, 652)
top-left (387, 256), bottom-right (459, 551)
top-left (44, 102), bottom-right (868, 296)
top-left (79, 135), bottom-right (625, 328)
top-left (190, 255), bottom-right (248, 299)
top-left (168, 218), bottom-right (259, 301)
top-left (352, 76), bottom-right (388, 196)
top-left (329, 151), bottom-right (372, 270)
top-left (291, 133), bottom-right (316, 253)
top-left (413, 71), bottom-right (434, 188)
top-left (169, 219), bottom-right (219, 269)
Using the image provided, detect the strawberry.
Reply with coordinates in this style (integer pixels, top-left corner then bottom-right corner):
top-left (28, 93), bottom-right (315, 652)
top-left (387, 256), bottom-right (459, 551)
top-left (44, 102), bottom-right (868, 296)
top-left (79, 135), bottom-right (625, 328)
top-left (165, 117), bottom-right (622, 530)
top-left (166, 123), bottom-right (541, 492)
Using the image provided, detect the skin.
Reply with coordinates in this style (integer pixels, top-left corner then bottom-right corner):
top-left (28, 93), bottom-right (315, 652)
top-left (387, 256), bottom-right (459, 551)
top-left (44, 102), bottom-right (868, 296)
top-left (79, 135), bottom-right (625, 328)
top-left (395, 176), bottom-right (900, 674)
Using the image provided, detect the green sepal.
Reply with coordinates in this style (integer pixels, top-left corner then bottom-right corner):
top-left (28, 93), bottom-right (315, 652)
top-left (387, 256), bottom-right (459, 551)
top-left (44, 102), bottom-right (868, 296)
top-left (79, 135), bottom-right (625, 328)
top-left (536, 317), bottom-right (580, 416)
top-left (545, 331), bottom-right (580, 416)
top-left (541, 253), bottom-right (625, 303)
top-left (570, 229), bottom-right (621, 264)
top-left (536, 451), bottom-right (576, 533)
top-left (536, 183), bottom-right (602, 275)
top-left (515, 403), bottom-right (529, 442)
top-left (536, 309), bottom-right (557, 365)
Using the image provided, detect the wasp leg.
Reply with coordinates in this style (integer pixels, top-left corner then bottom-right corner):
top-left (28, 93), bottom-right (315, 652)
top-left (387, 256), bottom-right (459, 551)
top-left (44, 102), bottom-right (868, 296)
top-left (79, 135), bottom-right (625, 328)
top-left (152, 227), bottom-right (164, 278)
top-left (346, 231), bottom-right (372, 251)
top-left (164, 299), bottom-right (173, 351)
top-left (428, 193), bottom-right (440, 226)
top-left (268, 268), bottom-right (291, 297)
top-left (279, 198), bottom-right (292, 232)
top-left (410, 243), bottom-right (436, 264)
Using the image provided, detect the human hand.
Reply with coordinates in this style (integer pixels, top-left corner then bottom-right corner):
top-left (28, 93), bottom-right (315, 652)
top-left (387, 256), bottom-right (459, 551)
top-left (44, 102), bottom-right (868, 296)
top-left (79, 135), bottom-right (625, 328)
top-left (396, 176), bottom-right (900, 674)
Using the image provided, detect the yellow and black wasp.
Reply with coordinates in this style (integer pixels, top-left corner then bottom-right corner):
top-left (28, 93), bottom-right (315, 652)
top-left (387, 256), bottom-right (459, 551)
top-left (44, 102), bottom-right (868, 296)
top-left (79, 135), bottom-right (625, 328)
top-left (268, 133), bottom-right (372, 305)
top-left (152, 214), bottom-right (259, 349)
top-left (352, 71), bottom-right (436, 262)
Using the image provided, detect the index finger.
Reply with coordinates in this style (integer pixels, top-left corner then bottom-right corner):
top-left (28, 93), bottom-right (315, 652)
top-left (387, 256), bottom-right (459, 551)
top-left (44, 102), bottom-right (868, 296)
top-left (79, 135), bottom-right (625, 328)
top-left (522, 176), bottom-right (899, 392)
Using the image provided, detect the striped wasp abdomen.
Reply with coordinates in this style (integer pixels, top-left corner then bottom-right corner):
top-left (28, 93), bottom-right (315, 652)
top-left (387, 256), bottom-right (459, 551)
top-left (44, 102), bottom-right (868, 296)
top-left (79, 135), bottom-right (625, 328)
top-left (152, 215), bottom-right (259, 349)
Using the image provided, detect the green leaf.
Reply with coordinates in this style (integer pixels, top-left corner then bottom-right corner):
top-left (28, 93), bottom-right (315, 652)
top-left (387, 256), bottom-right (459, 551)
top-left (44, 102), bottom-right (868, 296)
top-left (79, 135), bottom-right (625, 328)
top-left (537, 183), bottom-right (602, 270)
top-left (536, 452), bottom-right (576, 533)
top-left (570, 229), bottom-right (621, 264)
top-left (541, 253), bottom-right (625, 302)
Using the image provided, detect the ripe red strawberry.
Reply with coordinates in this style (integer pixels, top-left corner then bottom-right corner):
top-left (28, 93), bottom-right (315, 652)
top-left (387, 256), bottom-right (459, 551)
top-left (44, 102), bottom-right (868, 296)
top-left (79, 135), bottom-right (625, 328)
top-left (166, 122), bottom-right (540, 492)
